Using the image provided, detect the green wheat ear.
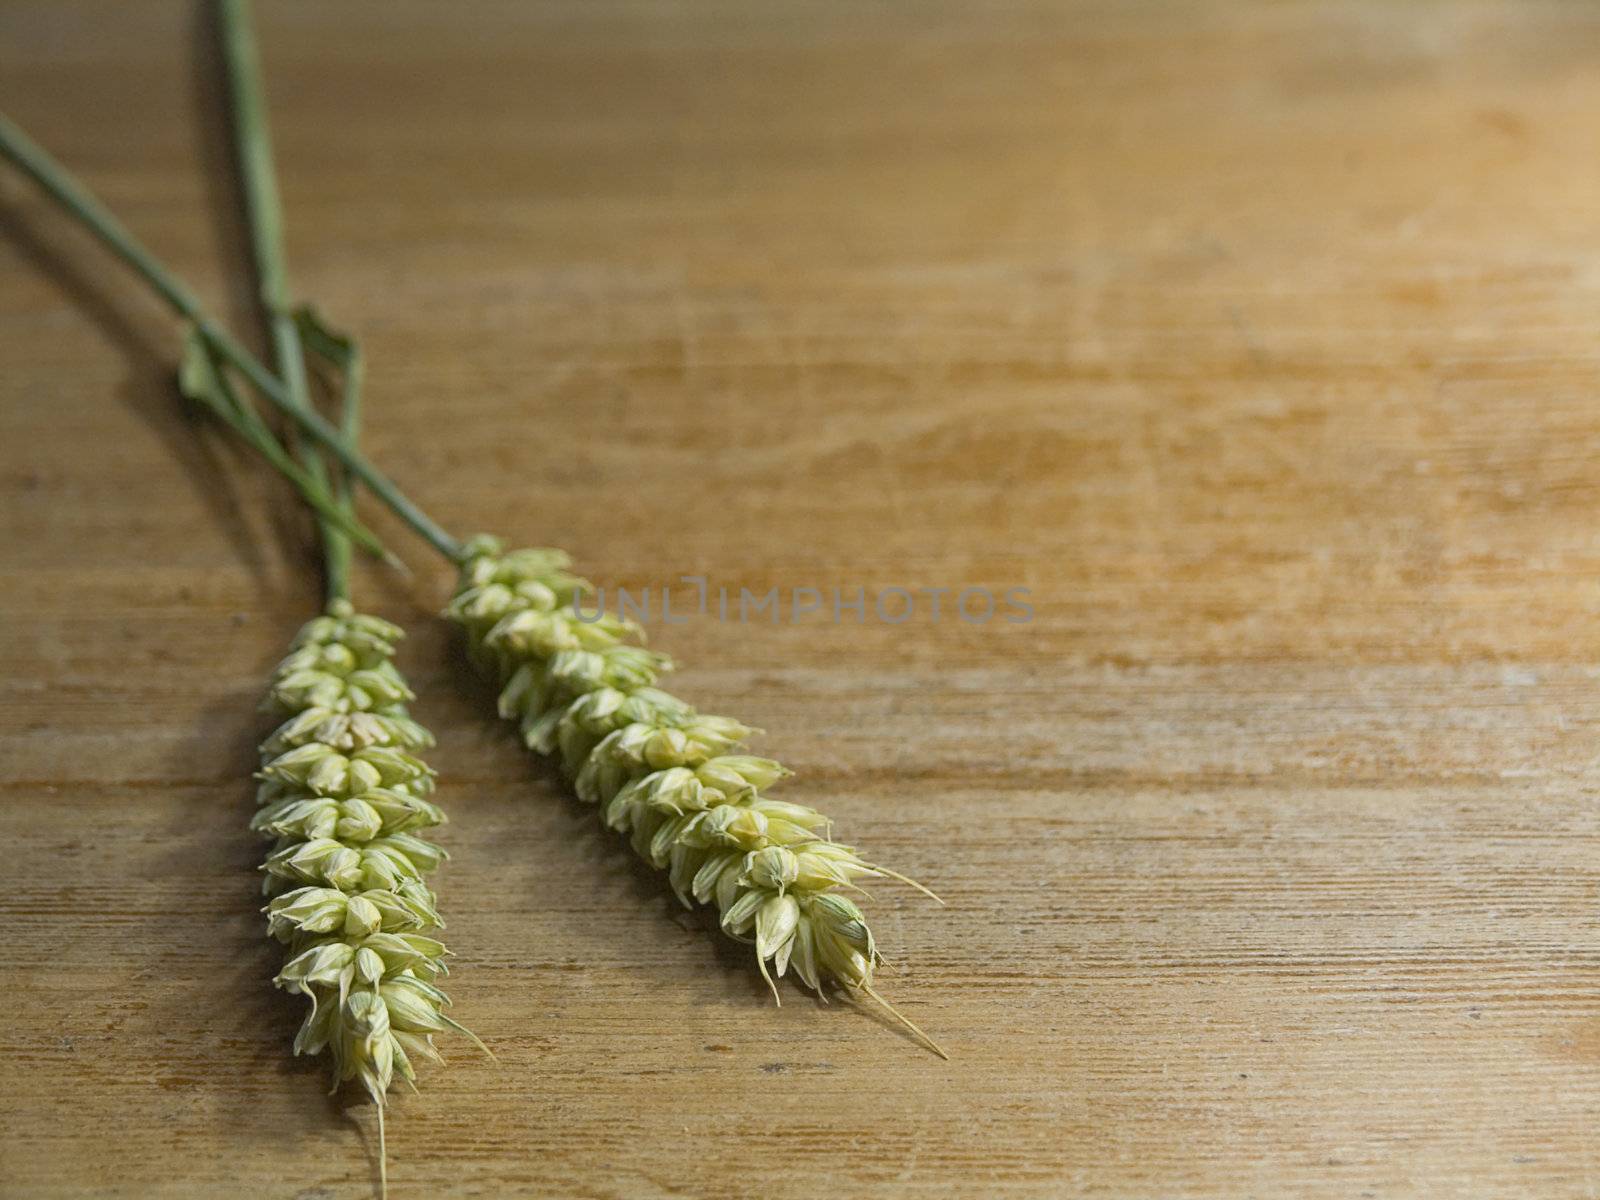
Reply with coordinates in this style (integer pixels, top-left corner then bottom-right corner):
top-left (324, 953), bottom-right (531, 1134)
top-left (446, 536), bottom-right (947, 1058)
top-left (258, 601), bottom-right (485, 1184)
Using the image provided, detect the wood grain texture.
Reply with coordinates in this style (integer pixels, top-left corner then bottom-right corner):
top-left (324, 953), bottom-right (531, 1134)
top-left (5, 1), bottom-right (1600, 1196)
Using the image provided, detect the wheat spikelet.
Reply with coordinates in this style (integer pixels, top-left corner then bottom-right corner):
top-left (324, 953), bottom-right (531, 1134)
top-left (445, 536), bottom-right (943, 1052)
top-left (257, 601), bottom-right (477, 1117)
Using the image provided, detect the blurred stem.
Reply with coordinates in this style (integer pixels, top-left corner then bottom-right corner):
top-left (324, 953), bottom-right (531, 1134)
top-left (325, 353), bottom-right (361, 606)
top-left (178, 330), bottom-right (392, 561)
top-left (0, 111), bottom-right (462, 563)
top-left (219, 0), bottom-right (351, 602)
top-left (301, 309), bottom-right (366, 605)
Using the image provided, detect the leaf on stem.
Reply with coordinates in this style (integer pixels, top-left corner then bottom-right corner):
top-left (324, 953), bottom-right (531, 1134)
top-left (177, 326), bottom-right (397, 566)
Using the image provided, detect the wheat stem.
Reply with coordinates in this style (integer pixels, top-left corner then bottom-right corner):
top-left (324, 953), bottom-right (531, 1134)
top-left (176, 330), bottom-right (393, 563)
top-left (219, 0), bottom-right (352, 600)
top-left (0, 110), bottom-right (460, 563)
top-left (377, 1101), bottom-right (388, 1200)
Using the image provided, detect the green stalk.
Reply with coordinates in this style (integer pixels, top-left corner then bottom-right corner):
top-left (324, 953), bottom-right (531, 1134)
top-left (298, 310), bottom-right (366, 602)
top-left (177, 330), bottom-right (390, 561)
top-left (325, 356), bottom-right (360, 604)
top-left (218, 0), bottom-right (349, 601)
top-left (0, 111), bottom-right (463, 564)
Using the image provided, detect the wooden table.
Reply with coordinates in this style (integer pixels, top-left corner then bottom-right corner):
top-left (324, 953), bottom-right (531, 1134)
top-left (6, 2), bottom-right (1600, 1196)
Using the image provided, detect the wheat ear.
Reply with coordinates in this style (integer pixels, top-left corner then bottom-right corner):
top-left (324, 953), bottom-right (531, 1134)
top-left (446, 536), bottom-right (945, 1054)
top-left (259, 602), bottom-right (478, 1117)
